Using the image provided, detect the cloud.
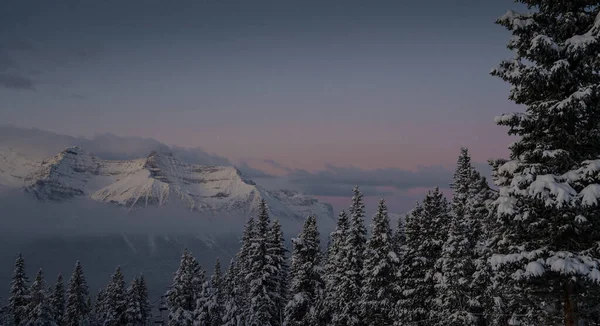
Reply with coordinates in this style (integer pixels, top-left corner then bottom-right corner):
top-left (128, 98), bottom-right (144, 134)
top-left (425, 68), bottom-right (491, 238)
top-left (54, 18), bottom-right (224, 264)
top-left (263, 159), bottom-right (294, 174)
top-left (284, 164), bottom-right (453, 196)
top-left (0, 125), bottom-right (233, 167)
top-left (0, 73), bottom-right (36, 90)
top-left (0, 41), bottom-right (39, 90)
top-left (0, 39), bottom-right (92, 92)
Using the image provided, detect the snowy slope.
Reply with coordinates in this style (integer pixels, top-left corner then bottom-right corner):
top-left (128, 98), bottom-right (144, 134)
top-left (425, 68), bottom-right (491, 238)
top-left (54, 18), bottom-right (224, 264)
top-left (0, 147), bottom-right (333, 220)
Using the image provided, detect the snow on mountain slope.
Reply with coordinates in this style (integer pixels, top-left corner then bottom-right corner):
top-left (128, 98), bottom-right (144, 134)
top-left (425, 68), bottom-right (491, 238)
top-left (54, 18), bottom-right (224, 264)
top-left (0, 147), bottom-right (333, 220)
top-left (0, 147), bottom-right (40, 187)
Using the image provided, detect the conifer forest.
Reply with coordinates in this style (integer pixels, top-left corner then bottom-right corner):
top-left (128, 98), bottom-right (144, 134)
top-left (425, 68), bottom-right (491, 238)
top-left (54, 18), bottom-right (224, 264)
top-left (5, 1), bottom-right (600, 325)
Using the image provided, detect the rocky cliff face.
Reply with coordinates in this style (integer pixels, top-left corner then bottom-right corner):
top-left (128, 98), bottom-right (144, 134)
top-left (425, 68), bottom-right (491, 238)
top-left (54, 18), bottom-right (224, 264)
top-left (0, 146), bottom-right (333, 220)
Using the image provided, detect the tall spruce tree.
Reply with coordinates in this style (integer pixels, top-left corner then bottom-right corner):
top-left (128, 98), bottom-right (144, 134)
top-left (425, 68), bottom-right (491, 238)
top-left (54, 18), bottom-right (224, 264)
top-left (396, 188), bottom-right (450, 324)
top-left (137, 275), bottom-right (151, 326)
top-left (267, 219), bottom-right (288, 325)
top-left (221, 259), bottom-right (243, 326)
top-left (64, 261), bottom-right (91, 326)
top-left (22, 269), bottom-right (55, 326)
top-left (432, 147), bottom-right (480, 325)
top-left (360, 198), bottom-right (399, 326)
top-left (8, 253), bottom-right (30, 326)
top-left (246, 200), bottom-right (277, 326)
top-left (194, 258), bottom-right (225, 326)
top-left (48, 274), bottom-right (65, 326)
top-left (93, 289), bottom-right (106, 326)
top-left (394, 217), bottom-right (406, 259)
top-left (103, 267), bottom-right (127, 326)
top-left (283, 214), bottom-right (323, 326)
top-left (166, 250), bottom-right (205, 326)
top-left (489, 1), bottom-right (600, 324)
top-left (469, 171), bottom-right (497, 326)
top-left (236, 216), bottom-right (255, 319)
top-left (343, 186), bottom-right (367, 326)
top-left (323, 210), bottom-right (349, 326)
top-left (124, 276), bottom-right (143, 326)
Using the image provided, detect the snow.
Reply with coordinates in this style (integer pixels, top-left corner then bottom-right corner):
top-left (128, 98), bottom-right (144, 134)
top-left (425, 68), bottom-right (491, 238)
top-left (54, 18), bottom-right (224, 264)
top-left (492, 250), bottom-right (600, 283)
top-left (551, 87), bottom-right (592, 112)
top-left (541, 149), bottom-right (567, 158)
top-left (530, 35), bottom-right (559, 52)
top-left (0, 146), bottom-right (334, 220)
top-left (524, 261), bottom-right (545, 277)
top-left (527, 174), bottom-right (576, 208)
top-left (575, 215), bottom-right (588, 223)
top-left (579, 184), bottom-right (600, 207)
top-left (494, 112), bottom-right (528, 124)
top-left (499, 10), bottom-right (535, 29)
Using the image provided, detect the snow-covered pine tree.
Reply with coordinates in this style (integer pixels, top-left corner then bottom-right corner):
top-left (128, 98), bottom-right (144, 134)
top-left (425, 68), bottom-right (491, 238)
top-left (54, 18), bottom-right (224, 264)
top-left (393, 217), bottom-right (406, 259)
top-left (267, 219), bottom-right (288, 325)
top-left (8, 253), bottom-right (30, 326)
top-left (395, 188), bottom-right (450, 324)
top-left (193, 279), bottom-right (211, 326)
top-left (431, 147), bottom-right (480, 325)
top-left (489, 1), bottom-right (600, 324)
top-left (468, 170), bottom-right (497, 326)
top-left (323, 210), bottom-right (349, 326)
top-left (360, 198), bottom-right (399, 326)
top-left (166, 250), bottom-right (205, 326)
top-left (342, 186), bottom-right (367, 326)
top-left (103, 266), bottom-right (127, 326)
top-left (93, 289), bottom-right (106, 326)
top-left (246, 199), bottom-right (277, 326)
top-left (137, 275), bottom-right (151, 326)
top-left (125, 276), bottom-right (143, 326)
top-left (48, 274), bottom-right (65, 326)
top-left (194, 258), bottom-right (224, 326)
top-left (283, 214), bottom-right (323, 326)
top-left (236, 216), bottom-right (255, 318)
top-left (64, 261), bottom-right (91, 326)
top-left (221, 259), bottom-right (243, 326)
top-left (22, 269), bottom-right (56, 326)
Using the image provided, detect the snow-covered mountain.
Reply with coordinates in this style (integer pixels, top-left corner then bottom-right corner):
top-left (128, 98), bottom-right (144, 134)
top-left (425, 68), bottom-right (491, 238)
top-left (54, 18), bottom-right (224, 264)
top-left (0, 146), bottom-right (333, 220)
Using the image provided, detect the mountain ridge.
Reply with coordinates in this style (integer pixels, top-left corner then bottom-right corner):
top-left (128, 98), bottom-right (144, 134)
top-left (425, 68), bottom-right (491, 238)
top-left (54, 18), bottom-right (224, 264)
top-left (0, 146), bottom-right (333, 220)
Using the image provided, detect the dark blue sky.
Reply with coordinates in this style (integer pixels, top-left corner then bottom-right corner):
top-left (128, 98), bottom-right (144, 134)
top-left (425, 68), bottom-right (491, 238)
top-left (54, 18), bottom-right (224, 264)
top-left (0, 0), bottom-right (523, 172)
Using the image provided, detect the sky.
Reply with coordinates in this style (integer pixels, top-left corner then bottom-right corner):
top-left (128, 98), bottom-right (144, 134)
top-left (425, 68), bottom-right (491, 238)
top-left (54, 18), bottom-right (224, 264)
top-left (0, 0), bottom-right (526, 212)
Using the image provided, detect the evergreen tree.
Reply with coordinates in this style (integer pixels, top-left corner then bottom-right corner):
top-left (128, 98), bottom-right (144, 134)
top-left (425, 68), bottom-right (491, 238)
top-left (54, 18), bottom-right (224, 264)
top-left (432, 147), bottom-right (480, 325)
top-left (8, 253), bottom-right (30, 326)
top-left (221, 259), bottom-right (243, 326)
top-left (283, 214), bottom-right (323, 326)
top-left (341, 186), bottom-right (367, 326)
top-left (267, 220), bottom-right (288, 325)
top-left (125, 277), bottom-right (143, 326)
top-left (22, 269), bottom-right (55, 326)
top-left (64, 261), bottom-right (91, 326)
top-left (137, 275), bottom-right (151, 326)
top-left (396, 188), bottom-right (450, 324)
top-left (103, 267), bottom-right (127, 326)
top-left (193, 280), bottom-right (211, 326)
top-left (235, 216), bottom-right (255, 320)
top-left (194, 259), bottom-right (224, 326)
top-left (48, 274), bottom-right (65, 326)
top-left (360, 198), bottom-right (399, 326)
top-left (93, 289), bottom-right (106, 326)
top-left (323, 210), bottom-right (350, 326)
top-left (166, 250), bottom-right (205, 326)
top-left (490, 1), bottom-right (600, 324)
top-left (468, 171), bottom-right (497, 326)
top-left (246, 200), bottom-right (277, 326)
top-left (393, 217), bottom-right (406, 258)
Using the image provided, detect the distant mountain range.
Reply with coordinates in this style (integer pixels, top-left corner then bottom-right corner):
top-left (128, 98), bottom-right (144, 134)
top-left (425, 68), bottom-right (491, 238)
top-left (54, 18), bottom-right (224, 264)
top-left (0, 145), bottom-right (333, 220)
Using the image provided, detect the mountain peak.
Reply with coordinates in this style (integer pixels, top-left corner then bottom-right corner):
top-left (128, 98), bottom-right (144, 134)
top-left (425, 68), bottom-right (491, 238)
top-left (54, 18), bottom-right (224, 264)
top-left (0, 146), bottom-right (333, 220)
